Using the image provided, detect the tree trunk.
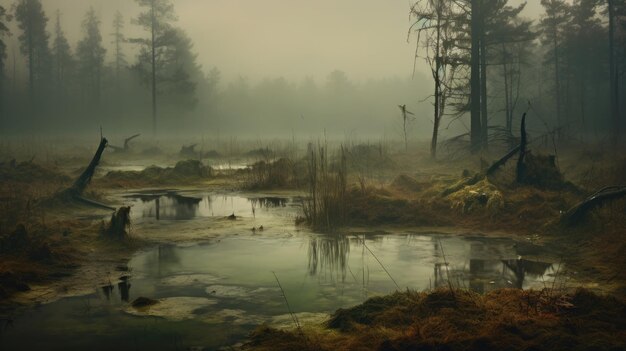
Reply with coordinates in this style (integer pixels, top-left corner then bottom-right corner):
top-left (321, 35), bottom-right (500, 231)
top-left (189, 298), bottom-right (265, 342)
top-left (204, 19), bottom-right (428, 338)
top-left (470, 0), bottom-right (482, 152)
top-left (503, 44), bottom-right (512, 133)
top-left (608, 0), bottom-right (619, 146)
top-left (27, 14), bottom-right (34, 100)
top-left (69, 137), bottom-right (108, 196)
top-left (151, 0), bottom-right (157, 137)
top-left (480, 35), bottom-right (488, 149)
top-left (431, 12), bottom-right (442, 159)
top-left (553, 30), bottom-right (562, 138)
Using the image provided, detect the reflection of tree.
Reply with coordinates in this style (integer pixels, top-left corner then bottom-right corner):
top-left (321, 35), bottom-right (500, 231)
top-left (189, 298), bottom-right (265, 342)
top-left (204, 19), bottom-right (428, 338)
top-left (161, 194), bottom-right (201, 220)
top-left (502, 259), bottom-right (552, 289)
top-left (142, 244), bottom-right (181, 279)
top-left (249, 197), bottom-right (287, 209)
top-left (432, 238), bottom-right (553, 292)
top-left (118, 279), bottom-right (131, 302)
top-left (131, 193), bottom-right (201, 220)
top-left (307, 235), bottom-right (350, 283)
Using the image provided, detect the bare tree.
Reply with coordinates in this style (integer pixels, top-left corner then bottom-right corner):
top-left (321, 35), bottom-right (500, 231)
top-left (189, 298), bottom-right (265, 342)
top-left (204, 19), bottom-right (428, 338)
top-left (398, 104), bottom-right (415, 152)
top-left (411, 0), bottom-right (460, 158)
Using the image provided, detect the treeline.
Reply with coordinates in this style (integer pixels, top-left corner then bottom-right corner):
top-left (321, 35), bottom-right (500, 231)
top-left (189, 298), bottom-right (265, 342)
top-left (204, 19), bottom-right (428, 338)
top-left (213, 72), bottom-right (432, 138)
top-left (0, 0), bottom-right (214, 134)
top-left (411, 0), bottom-right (626, 157)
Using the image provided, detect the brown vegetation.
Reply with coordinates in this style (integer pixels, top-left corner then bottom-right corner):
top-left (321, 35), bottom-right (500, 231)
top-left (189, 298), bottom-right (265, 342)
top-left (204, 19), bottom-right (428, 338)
top-left (246, 288), bottom-right (626, 351)
top-left (99, 159), bottom-right (213, 188)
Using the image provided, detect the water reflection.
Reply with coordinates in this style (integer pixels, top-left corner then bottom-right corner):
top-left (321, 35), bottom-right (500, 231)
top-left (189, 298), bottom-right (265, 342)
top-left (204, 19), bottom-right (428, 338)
top-left (118, 277), bottom-right (131, 302)
top-left (306, 234), bottom-right (556, 294)
top-left (307, 235), bottom-right (350, 283)
top-left (100, 277), bottom-right (132, 303)
top-left (124, 193), bottom-right (294, 220)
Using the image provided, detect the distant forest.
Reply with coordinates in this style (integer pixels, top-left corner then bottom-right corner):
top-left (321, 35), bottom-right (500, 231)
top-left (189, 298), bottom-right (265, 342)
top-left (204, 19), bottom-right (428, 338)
top-left (0, 0), bottom-right (624, 146)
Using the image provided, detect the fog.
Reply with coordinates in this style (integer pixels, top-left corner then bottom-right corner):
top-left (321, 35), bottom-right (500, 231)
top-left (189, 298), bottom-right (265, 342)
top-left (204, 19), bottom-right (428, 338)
top-left (0, 0), bottom-right (620, 145)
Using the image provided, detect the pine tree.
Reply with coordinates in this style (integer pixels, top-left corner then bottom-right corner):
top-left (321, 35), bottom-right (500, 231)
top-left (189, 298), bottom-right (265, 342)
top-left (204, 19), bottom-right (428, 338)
top-left (52, 10), bottom-right (72, 92)
top-left (14, 0), bottom-right (51, 100)
top-left (76, 7), bottom-right (106, 107)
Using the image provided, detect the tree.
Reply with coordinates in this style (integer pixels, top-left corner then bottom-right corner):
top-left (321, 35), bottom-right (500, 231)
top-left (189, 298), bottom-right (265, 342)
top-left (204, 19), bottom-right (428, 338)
top-left (607, 0), bottom-right (622, 144)
top-left (0, 5), bottom-right (11, 122)
top-left (76, 7), bottom-right (106, 107)
top-left (51, 10), bottom-right (72, 92)
top-left (410, 0), bottom-right (461, 158)
top-left (156, 28), bottom-right (202, 109)
top-left (470, 0), bottom-right (483, 152)
top-left (480, 1), bottom-right (534, 135)
top-left (111, 11), bottom-right (127, 84)
top-left (570, 0), bottom-right (604, 133)
top-left (539, 0), bottom-right (570, 136)
top-left (14, 0), bottom-right (51, 100)
top-left (132, 0), bottom-right (177, 136)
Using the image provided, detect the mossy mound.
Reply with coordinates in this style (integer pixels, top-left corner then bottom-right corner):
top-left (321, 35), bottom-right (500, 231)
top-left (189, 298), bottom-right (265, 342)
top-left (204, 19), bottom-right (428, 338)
top-left (447, 178), bottom-right (504, 214)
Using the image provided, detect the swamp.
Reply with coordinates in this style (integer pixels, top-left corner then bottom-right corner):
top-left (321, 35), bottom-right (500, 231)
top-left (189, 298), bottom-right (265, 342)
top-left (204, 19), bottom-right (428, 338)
top-left (0, 0), bottom-right (625, 350)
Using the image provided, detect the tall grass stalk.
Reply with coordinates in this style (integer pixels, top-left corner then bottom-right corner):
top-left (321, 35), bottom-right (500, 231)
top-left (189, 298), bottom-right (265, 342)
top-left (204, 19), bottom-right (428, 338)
top-left (301, 143), bottom-right (347, 229)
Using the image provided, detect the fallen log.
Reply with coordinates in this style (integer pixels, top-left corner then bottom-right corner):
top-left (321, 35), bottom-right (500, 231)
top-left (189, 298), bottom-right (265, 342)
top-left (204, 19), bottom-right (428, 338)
top-left (486, 144), bottom-right (521, 176)
top-left (561, 186), bottom-right (626, 226)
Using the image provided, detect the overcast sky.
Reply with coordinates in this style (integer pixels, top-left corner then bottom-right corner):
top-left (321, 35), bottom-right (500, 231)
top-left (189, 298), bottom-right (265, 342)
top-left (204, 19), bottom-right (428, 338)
top-left (8, 0), bottom-right (546, 83)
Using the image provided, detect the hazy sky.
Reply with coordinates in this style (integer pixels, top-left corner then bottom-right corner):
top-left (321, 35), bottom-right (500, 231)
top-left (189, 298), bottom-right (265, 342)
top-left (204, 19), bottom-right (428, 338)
top-left (11, 0), bottom-right (545, 83)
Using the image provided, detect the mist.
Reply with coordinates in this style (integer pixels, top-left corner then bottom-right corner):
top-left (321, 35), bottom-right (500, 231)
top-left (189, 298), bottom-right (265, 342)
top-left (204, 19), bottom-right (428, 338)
top-left (0, 0), bottom-right (573, 140)
top-left (1, 1), bottom-right (626, 350)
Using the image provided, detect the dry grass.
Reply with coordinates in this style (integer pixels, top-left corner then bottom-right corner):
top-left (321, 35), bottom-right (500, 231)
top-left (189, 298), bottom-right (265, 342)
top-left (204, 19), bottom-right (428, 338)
top-left (0, 161), bottom-right (127, 300)
top-left (96, 159), bottom-right (213, 188)
top-left (246, 288), bottom-right (626, 351)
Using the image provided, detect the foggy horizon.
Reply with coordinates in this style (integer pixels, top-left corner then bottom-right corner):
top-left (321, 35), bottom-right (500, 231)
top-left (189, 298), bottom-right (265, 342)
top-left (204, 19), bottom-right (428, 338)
top-left (3, 0), bottom-right (547, 84)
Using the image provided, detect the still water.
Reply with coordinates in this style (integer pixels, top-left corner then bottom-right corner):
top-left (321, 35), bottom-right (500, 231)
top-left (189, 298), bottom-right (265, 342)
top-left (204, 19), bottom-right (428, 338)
top-left (0, 193), bottom-right (559, 351)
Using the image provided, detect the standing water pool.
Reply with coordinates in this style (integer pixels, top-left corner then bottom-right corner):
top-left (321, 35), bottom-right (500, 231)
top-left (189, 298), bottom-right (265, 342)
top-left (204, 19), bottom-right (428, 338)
top-left (0, 193), bottom-right (561, 351)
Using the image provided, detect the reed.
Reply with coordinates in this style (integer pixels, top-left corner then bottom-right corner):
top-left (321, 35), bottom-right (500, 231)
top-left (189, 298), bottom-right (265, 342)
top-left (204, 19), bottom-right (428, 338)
top-left (300, 143), bottom-right (347, 229)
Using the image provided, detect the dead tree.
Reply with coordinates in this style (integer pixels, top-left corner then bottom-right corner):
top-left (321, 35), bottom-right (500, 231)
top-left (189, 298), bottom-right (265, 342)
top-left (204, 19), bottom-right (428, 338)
top-left (61, 137), bottom-right (115, 210)
top-left (70, 137), bottom-right (108, 195)
top-left (561, 186), bottom-right (626, 226)
top-left (398, 104), bottom-right (414, 152)
top-left (109, 134), bottom-right (140, 152)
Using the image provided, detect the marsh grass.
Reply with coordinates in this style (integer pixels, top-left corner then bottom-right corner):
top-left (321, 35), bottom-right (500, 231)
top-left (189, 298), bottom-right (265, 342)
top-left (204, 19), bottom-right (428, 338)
top-left (300, 144), bottom-right (347, 230)
top-left (246, 287), bottom-right (626, 351)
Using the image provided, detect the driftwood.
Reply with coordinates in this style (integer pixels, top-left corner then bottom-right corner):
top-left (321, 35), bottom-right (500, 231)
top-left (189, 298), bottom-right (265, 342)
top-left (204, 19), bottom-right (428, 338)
top-left (109, 134), bottom-right (140, 152)
top-left (561, 186), bottom-right (626, 226)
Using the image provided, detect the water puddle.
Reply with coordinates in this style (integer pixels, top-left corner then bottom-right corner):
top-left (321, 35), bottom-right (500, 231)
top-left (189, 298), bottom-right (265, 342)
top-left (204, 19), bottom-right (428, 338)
top-left (0, 192), bottom-right (568, 350)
